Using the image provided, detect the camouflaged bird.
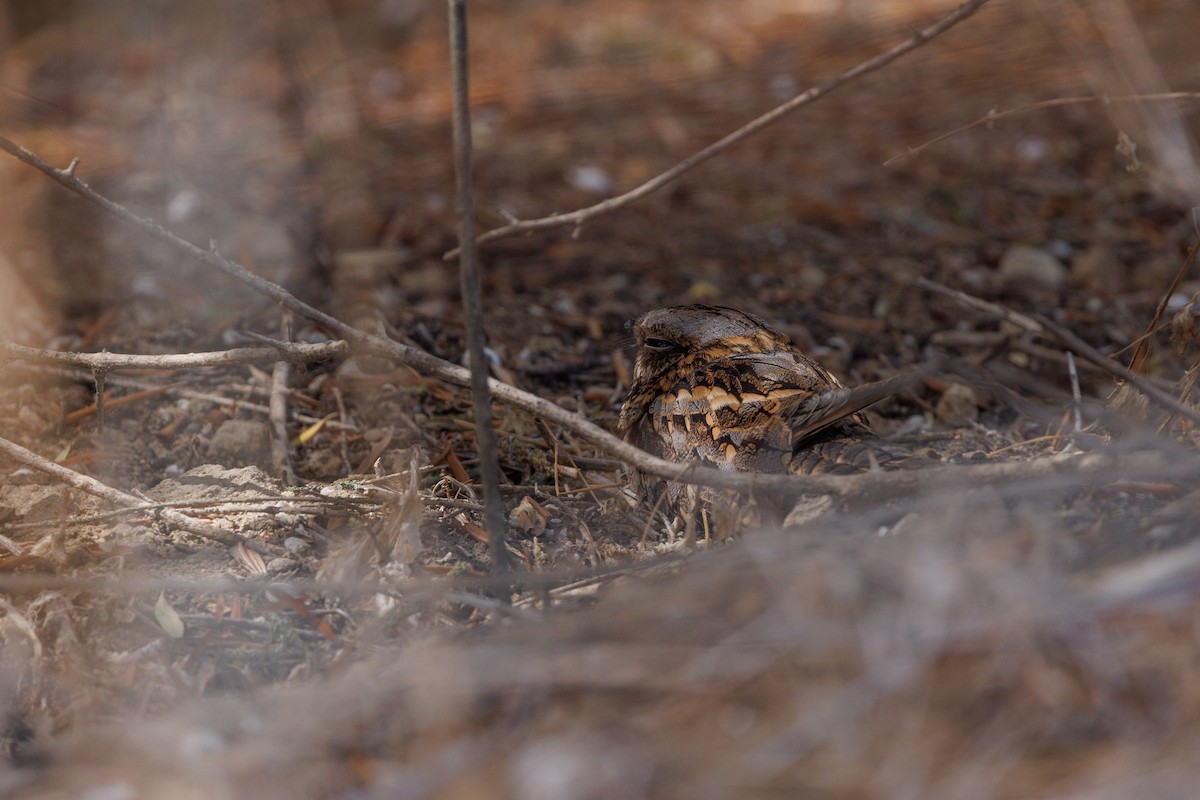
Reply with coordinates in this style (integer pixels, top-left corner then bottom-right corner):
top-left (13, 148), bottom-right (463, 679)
top-left (618, 304), bottom-right (919, 535)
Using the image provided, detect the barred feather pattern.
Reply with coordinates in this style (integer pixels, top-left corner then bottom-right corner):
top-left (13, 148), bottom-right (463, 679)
top-left (619, 305), bottom-right (913, 532)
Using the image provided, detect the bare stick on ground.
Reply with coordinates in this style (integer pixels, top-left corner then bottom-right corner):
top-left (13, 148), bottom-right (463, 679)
top-left (270, 359), bottom-right (296, 485)
top-left (447, 0), bottom-right (511, 574)
top-left (1, 339), bottom-right (347, 370)
top-left (0, 435), bottom-right (284, 556)
top-left (442, 0), bottom-right (992, 260)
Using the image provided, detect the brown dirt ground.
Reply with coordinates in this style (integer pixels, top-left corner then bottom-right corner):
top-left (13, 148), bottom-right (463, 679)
top-left (2, 0), bottom-right (1200, 797)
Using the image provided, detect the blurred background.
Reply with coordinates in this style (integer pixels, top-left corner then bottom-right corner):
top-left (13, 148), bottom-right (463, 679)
top-left (3, 0), bottom-right (1193, 340)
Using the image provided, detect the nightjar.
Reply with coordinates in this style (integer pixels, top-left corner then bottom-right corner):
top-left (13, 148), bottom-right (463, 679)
top-left (618, 304), bottom-right (919, 534)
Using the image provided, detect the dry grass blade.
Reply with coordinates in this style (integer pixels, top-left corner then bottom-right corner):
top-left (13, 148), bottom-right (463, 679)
top-left (1128, 234), bottom-right (1200, 374)
top-left (885, 91), bottom-right (1200, 166)
top-left (318, 448), bottom-right (424, 586)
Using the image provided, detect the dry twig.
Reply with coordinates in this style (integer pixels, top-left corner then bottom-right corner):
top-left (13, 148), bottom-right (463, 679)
top-left (915, 276), bottom-right (1042, 333)
top-left (0, 339), bottom-right (347, 370)
top-left (885, 92), bottom-right (1200, 166)
top-left (0, 435), bottom-right (284, 556)
top-left (442, 0), bottom-right (992, 259)
top-left (917, 276), bottom-right (1200, 427)
top-left (269, 359), bottom-right (296, 485)
top-left (447, 0), bottom-right (511, 574)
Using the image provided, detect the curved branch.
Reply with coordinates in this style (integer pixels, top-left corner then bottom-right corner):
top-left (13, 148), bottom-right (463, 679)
top-left (884, 92), bottom-right (1200, 167)
top-left (442, 0), bottom-right (992, 259)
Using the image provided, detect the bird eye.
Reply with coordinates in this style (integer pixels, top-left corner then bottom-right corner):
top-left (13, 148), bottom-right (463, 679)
top-left (643, 337), bottom-right (676, 350)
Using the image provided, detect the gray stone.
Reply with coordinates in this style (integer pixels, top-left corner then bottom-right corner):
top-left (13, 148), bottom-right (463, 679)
top-left (206, 419), bottom-right (271, 467)
top-left (935, 383), bottom-right (978, 427)
top-left (999, 244), bottom-right (1067, 290)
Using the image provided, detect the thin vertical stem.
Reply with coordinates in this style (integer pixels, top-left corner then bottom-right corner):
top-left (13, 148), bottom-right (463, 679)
top-left (447, 0), bottom-right (512, 575)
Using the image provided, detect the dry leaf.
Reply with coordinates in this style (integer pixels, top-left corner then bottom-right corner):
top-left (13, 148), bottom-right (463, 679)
top-left (266, 589), bottom-right (336, 640)
top-left (154, 592), bottom-right (185, 639)
top-left (510, 496), bottom-right (548, 536)
top-left (293, 413), bottom-right (336, 446)
top-left (457, 517), bottom-right (490, 545)
top-left (232, 541), bottom-right (268, 575)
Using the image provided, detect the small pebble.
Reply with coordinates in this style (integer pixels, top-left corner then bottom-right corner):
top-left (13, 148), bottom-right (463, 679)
top-left (999, 243), bottom-right (1067, 290)
top-left (566, 164), bottom-right (613, 195)
top-left (1070, 244), bottom-right (1123, 295)
top-left (206, 419), bottom-right (271, 467)
top-left (935, 383), bottom-right (978, 427)
top-left (284, 537), bottom-right (310, 555)
top-left (266, 558), bottom-right (298, 574)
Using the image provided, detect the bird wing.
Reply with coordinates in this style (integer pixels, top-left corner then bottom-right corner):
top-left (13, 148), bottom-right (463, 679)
top-left (778, 369), bottom-right (923, 443)
top-left (686, 351), bottom-right (924, 447)
top-left (641, 350), bottom-right (923, 472)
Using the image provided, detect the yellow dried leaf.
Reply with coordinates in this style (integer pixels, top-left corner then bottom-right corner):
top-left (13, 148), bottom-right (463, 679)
top-left (154, 592), bottom-right (185, 639)
top-left (293, 413), bottom-right (336, 446)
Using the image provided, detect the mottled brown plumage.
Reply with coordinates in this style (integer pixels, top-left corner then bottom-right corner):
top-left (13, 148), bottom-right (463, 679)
top-left (618, 305), bottom-right (917, 533)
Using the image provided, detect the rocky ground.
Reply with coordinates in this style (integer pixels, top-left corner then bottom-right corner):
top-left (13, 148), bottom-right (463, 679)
top-left (1, 0), bottom-right (1200, 797)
